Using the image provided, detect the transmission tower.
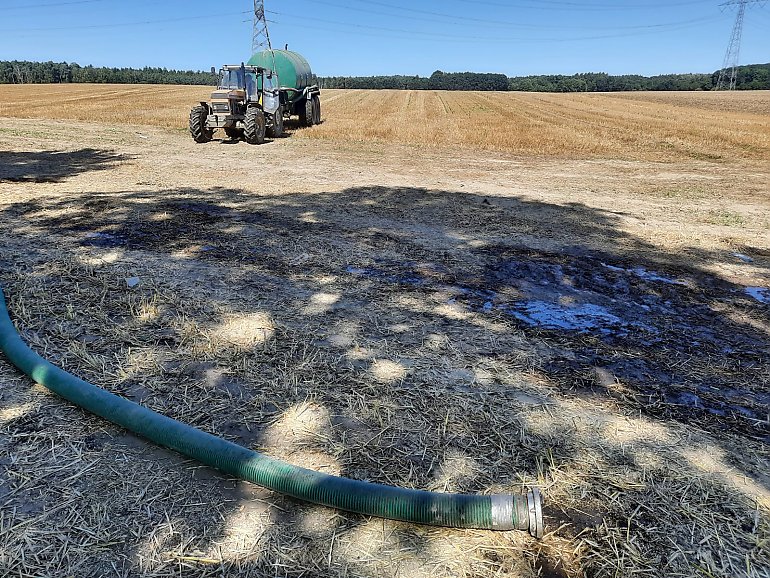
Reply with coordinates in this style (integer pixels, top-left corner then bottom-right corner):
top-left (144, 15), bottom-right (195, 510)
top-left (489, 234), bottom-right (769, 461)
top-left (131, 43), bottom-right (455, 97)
top-left (716, 0), bottom-right (765, 90)
top-left (252, 0), bottom-right (272, 54)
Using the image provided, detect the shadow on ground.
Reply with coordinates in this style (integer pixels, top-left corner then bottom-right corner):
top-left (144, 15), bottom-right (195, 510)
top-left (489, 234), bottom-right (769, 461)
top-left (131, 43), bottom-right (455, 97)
top-left (0, 148), bottom-right (129, 183)
top-left (1, 181), bottom-right (768, 577)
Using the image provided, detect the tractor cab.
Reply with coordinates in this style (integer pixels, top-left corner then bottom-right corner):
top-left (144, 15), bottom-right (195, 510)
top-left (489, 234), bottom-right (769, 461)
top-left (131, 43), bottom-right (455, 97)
top-left (212, 64), bottom-right (278, 105)
top-left (212, 65), bottom-right (255, 106)
top-left (217, 66), bottom-right (248, 93)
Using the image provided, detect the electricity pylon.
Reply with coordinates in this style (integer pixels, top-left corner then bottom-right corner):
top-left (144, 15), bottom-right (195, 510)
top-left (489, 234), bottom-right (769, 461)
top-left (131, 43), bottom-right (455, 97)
top-left (716, 0), bottom-right (765, 90)
top-left (252, 0), bottom-right (272, 54)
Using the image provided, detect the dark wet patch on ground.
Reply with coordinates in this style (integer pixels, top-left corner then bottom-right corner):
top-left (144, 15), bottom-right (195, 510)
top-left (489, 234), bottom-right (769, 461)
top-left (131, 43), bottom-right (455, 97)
top-left (504, 301), bottom-right (632, 334)
top-left (476, 256), bottom-right (691, 339)
top-left (343, 250), bottom-right (770, 442)
top-left (81, 231), bottom-right (127, 248)
top-left (746, 286), bottom-right (770, 304)
top-left (345, 259), bottom-right (448, 287)
top-left (218, 422), bottom-right (263, 447)
top-left (533, 553), bottom-right (570, 578)
top-left (346, 265), bottom-right (426, 287)
top-left (545, 502), bottom-right (605, 536)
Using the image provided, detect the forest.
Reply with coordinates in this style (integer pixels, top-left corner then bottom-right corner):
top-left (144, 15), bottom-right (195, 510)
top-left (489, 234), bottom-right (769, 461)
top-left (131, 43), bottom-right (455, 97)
top-left (1, 60), bottom-right (769, 91)
top-left (0, 61), bottom-right (214, 85)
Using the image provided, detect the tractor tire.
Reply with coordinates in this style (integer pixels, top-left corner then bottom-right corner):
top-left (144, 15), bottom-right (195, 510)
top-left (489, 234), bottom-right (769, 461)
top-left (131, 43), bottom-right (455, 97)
top-left (267, 106), bottom-right (283, 138)
top-left (312, 95), bottom-right (321, 125)
top-left (244, 107), bottom-right (266, 145)
top-left (299, 98), bottom-right (314, 127)
top-left (189, 105), bottom-right (213, 143)
top-left (224, 127), bottom-right (242, 140)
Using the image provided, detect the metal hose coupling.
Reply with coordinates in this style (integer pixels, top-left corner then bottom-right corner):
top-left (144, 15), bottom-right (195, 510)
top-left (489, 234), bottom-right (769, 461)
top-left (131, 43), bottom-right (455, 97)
top-left (491, 488), bottom-right (543, 538)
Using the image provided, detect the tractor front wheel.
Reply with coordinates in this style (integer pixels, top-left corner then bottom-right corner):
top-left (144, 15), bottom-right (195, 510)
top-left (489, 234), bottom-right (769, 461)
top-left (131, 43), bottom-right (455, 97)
top-left (244, 107), bottom-right (266, 145)
top-left (189, 105), bottom-right (213, 143)
top-left (267, 106), bottom-right (284, 138)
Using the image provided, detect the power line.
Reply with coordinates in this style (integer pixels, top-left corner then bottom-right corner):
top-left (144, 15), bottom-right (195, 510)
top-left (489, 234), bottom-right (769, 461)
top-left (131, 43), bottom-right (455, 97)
top-left (0, 5), bottom-right (728, 45)
top-left (508, 0), bottom-right (714, 8)
top-left (0, 10), bottom-right (252, 33)
top-left (0, 0), bottom-right (751, 54)
top-left (295, 0), bottom-right (726, 31)
top-left (268, 12), bottom-right (726, 44)
top-left (439, 0), bottom-right (716, 11)
top-left (0, 0), bottom-right (109, 10)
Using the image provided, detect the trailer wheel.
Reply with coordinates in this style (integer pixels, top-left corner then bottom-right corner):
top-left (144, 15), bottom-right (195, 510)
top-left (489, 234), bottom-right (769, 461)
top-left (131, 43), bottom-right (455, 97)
top-left (267, 106), bottom-right (284, 138)
top-left (312, 95), bottom-right (321, 124)
top-left (300, 98), bottom-right (314, 127)
top-left (224, 127), bottom-right (242, 140)
top-left (189, 105), bottom-right (213, 143)
top-left (244, 107), bottom-right (266, 145)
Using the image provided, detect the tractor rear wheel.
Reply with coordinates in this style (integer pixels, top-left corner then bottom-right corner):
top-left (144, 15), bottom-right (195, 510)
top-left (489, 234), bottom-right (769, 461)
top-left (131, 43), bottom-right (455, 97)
top-left (299, 98), bottom-right (314, 127)
top-left (267, 106), bottom-right (284, 138)
top-left (244, 107), bottom-right (266, 145)
top-left (190, 105), bottom-right (213, 143)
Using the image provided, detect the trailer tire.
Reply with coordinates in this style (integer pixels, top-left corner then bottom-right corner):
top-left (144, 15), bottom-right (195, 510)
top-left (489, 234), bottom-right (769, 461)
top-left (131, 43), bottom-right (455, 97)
top-left (244, 107), bottom-right (266, 145)
top-left (300, 98), bottom-right (314, 127)
top-left (267, 106), bottom-right (283, 138)
top-left (312, 95), bottom-right (321, 125)
top-left (190, 105), bottom-right (213, 143)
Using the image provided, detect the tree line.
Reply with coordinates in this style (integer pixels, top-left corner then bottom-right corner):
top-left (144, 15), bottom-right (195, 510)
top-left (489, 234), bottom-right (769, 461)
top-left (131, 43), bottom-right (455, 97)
top-left (318, 70), bottom-right (510, 91)
top-left (507, 64), bottom-right (770, 92)
top-left (321, 64), bottom-right (770, 91)
top-left (2, 60), bottom-right (769, 91)
top-left (0, 61), bottom-right (214, 85)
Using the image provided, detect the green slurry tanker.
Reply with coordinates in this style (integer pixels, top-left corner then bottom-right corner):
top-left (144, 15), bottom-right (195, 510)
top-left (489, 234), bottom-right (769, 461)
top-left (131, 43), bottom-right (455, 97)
top-left (249, 50), bottom-right (321, 126)
top-left (190, 49), bottom-right (321, 145)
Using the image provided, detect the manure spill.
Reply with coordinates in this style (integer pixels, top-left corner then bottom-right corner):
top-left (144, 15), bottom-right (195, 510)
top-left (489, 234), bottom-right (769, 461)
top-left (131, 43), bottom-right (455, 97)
top-left (345, 265), bottom-right (425, 286)
top-left (746, 286), bottom-right (770, 304)
top-left (344, 251), bottom-right (769, 442)
top-left (81, 231), bottom-right (126, 248)
top-left (505, 301), bottom-right (625, 333)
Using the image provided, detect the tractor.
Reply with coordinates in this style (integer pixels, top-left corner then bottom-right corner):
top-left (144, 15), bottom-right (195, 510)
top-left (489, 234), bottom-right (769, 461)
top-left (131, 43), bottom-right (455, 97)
top-left (189, 63), bottom-right (282, 145)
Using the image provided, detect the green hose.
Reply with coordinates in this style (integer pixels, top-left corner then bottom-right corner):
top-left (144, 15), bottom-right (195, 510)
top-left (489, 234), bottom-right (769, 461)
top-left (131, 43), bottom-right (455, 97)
top-left (0, 287), bottom-right (542, 536)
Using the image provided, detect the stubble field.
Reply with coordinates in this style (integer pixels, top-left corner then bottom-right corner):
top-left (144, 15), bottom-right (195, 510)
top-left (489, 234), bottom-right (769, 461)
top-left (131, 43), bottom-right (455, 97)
top-left (0, 85), bottom-right (769, 578)
top-left (0, 84), bottom-right (769, 160)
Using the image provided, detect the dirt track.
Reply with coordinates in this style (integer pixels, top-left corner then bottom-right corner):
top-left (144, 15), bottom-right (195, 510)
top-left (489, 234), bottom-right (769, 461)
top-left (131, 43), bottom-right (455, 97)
top-left (0, 117), bottom-right (769, 577)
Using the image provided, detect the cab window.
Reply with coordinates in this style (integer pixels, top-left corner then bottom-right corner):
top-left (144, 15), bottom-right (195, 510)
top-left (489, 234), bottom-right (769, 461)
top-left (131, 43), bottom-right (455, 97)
top-left (245, 73), bottom-right (257, 97)
top-left (218, 69), bottom-right (244, 90)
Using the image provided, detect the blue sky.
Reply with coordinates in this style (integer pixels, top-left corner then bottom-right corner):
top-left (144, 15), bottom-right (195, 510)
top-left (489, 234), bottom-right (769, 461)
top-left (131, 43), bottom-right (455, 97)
top-left (0, 0), bottom-right (768, 76)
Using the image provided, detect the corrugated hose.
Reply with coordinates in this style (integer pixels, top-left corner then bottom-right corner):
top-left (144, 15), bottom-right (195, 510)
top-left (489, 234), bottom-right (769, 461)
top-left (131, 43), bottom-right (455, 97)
top-left (0, 286), bottom-right (543, 537)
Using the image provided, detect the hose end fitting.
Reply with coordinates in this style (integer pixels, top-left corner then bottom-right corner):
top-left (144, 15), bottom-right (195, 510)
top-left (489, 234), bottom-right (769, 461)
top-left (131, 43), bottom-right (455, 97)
top-left (490, 488), bottom-right (543, 538)
top-left (527, 487), bottom-right (544, 539)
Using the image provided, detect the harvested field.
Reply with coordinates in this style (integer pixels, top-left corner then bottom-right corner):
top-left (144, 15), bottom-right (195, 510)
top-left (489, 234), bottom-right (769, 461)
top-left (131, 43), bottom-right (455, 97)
top-left (0, 84), bottom-right (768, 160)
top-left (0, 87), bottom-right (769, 577)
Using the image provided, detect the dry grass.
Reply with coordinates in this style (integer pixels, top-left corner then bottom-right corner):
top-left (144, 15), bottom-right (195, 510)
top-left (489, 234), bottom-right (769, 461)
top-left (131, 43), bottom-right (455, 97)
top-left (0, 83), bottom-right (210, 131)
top-left (0, 84), bottom-right (768, 161)
top-left (312, 90), bottom-right (770, 161)
top-left (0, 106), bottom-right (769, 577)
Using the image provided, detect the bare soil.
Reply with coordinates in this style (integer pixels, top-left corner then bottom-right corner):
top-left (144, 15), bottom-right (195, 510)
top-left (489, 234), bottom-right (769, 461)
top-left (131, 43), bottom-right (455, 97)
top-left (0, 116), bottom-right (769, 577)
